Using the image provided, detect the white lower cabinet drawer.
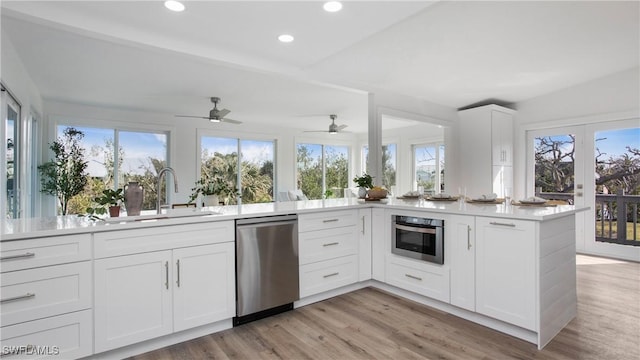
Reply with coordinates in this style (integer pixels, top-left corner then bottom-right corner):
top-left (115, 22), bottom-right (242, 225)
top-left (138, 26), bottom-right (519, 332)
top-left (0, 262), bottom-right (92, 327)
top-left (0, 310), bottom-right (93, 359)
top-left (386, 255), bottom-right (450, 303)
top-left (0, 234), bottom-right (92, 273)
top-left (299, 255), bottom-right (358, 298)
top-left (299, 226), bottom-right (357, 265)
top-left (298, 210), bottom-right (357, 232)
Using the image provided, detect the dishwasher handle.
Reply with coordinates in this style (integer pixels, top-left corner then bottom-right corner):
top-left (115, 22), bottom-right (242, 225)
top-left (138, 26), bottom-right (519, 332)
top-left (236, 214), bottom-right (298, 227)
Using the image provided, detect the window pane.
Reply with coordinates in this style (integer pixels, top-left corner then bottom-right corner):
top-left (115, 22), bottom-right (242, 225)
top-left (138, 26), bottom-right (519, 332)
top-left (534, 135), bottom-right (575, 197)
top-left (296, 143), bottom-right (322, 200)
top-left (382, 144), bottom-right (396, 189)
top-left (120, 131), bottom-right (167, 210)
top-left (439, 144), bottom-right (446, 192)
top-left (414, 145), bottom-right (437, 193)
top-left (325, 145), bottom-right (349, 198)
top-left (201, 137), bottom-right (238, 204)
top-left (240, 139), bottom-right (274, 203)
top-left (362, 145), bottom-right (369, 174)
top-left (59, 125), bottom-right (113, 215)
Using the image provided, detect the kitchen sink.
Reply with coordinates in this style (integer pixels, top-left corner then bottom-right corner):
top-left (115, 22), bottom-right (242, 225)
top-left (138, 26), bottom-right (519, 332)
top-left (104, 208), bottom-right (221, 223)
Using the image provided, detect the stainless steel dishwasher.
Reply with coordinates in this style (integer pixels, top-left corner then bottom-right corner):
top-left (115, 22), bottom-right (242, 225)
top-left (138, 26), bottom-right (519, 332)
top-left (234, 214), bottom-right (299, 325)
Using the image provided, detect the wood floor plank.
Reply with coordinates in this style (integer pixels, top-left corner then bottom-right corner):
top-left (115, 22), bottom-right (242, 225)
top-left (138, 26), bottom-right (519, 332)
top-left (129, 255), bottom-right (640, 360)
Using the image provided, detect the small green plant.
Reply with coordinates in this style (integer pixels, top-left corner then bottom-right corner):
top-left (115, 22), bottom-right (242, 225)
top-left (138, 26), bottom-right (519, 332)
top-left (189, 177), bottom-right (231, 203)
top-left (85, 188), bottom-right (125, 218)
top-left (353, 173), bottom-right (374, 189)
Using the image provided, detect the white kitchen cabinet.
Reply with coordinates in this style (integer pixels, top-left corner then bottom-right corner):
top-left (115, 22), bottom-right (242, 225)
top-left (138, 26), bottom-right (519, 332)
top-left (94, 242), bottom-right (235, 353)
top-left (357, 208), bottom-right (372, 281)
top-left (458, 104), bottom-right (515, 197)
top-left (299, 255), bottom-right (358, 298)
top-left (298, 226), bottom-right (357, 265)
top-left (371, 208), bottom-right (386, 281)
top-left (448, 215), bottom-right (476, 312)
top-left (475, 217), bottom-right (536, 330)
top-left (173, 243), bottom-right (235, 332)
top-left (385, 254), bottom-right (450, 303)
top-left (94, 250), bottom-right (173, 353)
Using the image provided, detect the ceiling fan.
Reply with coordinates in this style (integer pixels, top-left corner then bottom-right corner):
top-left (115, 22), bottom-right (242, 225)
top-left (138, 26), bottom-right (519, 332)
top-left (175, 97), bottom-right (242, 124)
top-left (304, 114), bottom-right (348, 134)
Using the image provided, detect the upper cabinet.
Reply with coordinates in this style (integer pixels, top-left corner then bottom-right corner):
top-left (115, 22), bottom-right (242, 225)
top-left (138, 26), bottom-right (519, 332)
top-left (458, 105), bottom-right (516, 198)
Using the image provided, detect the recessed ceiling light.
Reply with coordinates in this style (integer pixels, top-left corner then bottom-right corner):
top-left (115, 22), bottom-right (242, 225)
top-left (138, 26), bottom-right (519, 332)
top-left (278, 34), bottom-right (294, 43)
top-left (323, 1), bottom-right (343, 12)
top-left (164, 0), bottom-right (185, 12)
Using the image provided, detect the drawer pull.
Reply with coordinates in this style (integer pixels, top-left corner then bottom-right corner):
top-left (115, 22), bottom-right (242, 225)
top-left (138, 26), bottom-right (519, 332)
top-left (489, 222), bottom-right (516, 227)
top-left (0, 252), bottom-right (35, 261)
top-left (1, 293), bottom-right (36, 303)
top-left (467, 225), bottom-right (472, 250)
top-left (322, 219), bottom-right (339, 223)
top-left (405, 274), bottom-right (423, 281)
top-left (323, 242), bottom-right (339, 247)
top-left (323, 272), bottom-right (339, 278)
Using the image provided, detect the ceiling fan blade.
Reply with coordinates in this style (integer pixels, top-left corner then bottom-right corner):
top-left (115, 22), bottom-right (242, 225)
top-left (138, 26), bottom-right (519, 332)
top-left (217, 109), bottom-right (231, 118)
top-left (303, 130), bottom-right (329, 133)
top-left (337, 124), bottom-right (348, 131)
top-left (222, 118), bottom-right (242, 125)
top-left (175, 115), bottom-right (210, 119)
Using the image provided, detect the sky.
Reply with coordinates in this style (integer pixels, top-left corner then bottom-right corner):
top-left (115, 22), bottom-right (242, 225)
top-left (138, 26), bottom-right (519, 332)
top-left (535, 127), bottom-right (639, 160)
top-left (202, 137), bottom-right (274, 166)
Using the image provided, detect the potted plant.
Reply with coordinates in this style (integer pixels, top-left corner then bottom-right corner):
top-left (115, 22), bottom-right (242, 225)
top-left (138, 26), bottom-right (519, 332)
top-left (353, 173), bottom-right (374, 198)
top-left (38, 127), bottom-right (89, 215)
top-left (86, 188), bottom-right (125, 218)
top-left (189, 177), bottom-right (230, 206)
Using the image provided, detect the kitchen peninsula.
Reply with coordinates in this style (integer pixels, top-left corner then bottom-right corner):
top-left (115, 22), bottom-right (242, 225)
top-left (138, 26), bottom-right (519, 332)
top-left (0, 199), bottom-right (587, 359)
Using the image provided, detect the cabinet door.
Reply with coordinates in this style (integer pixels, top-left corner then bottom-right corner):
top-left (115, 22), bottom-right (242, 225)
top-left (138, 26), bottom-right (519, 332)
top-left (94, 251), bottom-right (173, 353)
top-left (476, 217), bottom-right (536, 330)
top-left (491, 110), bottom-right (513, 166)
top-left (358, 209), bottom-right (372, 281)
top-left (449, 215), bottom-right (475, 312)
top-left (173, 243), bottom-right (235, 332)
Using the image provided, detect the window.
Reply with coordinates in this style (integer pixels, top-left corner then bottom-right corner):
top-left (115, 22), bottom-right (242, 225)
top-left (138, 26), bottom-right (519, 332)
top-left (361, 144), bottom-right (397, 189)
top-left (57, 125), bottom-right (168, 215)
top-left (297, 143), bottom-right (349, 199)
top-left (413, 143), bottom-right (445, 194)
top-left (3, 89), bottom-right (20, 219)
top-left (200, 136), bottom-right (275, 204)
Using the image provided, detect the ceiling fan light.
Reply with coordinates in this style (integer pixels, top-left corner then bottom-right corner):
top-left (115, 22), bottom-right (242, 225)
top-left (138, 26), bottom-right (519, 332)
top-left (164, 0), bottom-right (185, 12)
top-left (323, 1), bottom-right (343, 12)
top-left (210, 118), bottom-right (221, 123)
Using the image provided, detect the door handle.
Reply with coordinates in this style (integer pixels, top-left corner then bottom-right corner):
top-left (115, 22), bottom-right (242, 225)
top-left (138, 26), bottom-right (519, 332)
top-left (467, 225), bottom-right (472, 250)
top-left (361, 216), bottom-right (365, 234)
top-left (405, 274), bottom-right (422, 281)
top-left (323, 272), bottom-right (339, 278)
top-left (323, 219), bottom-right (339, 223)
top-left (165, 261), bottom-right (169, 290)
top-left (176, 259), bottom-right (181, 287)
top-left (489, 221), bottom-right (516, 227)
top-left (1, 293), bottom-right (35, 303)
top-left (323, 242), bottom-right (339, 247)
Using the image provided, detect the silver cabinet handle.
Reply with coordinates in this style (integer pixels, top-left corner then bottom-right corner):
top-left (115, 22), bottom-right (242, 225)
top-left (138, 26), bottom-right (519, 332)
top-left (1, 252), bottom-right (35, 261)
top-left (323, 272), bottom-right (339, 278)
top-left (164, 261), bottom-right (169, 290)
top-left (322, 219), bottom-right (339, 223)
top-left (405, 274), bottom-right (422, 281)
top-left (323, 242), bottom-right (339, 247)
top-left (176, 259), bottom-right (181, 288)
top-left (489, 222), bottom-right (516, 227)
top-left (361, 216), bottom-right (365, 234)
top-left (1, 293), bottom-right (35, 303)
top-left (467, 225), bottom-right (472, 250)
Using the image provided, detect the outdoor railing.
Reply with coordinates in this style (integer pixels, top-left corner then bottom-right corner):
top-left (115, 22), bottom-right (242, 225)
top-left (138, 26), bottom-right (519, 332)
top-left (535, 189), bottom-right (639, 246)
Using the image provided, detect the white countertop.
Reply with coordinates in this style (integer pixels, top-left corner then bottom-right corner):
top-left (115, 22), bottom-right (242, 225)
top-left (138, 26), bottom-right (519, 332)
top-left (0, 198), bottom-right (588, 241)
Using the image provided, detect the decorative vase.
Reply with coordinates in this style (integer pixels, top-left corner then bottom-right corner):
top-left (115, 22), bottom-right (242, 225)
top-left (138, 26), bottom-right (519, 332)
top-left (108, 205), bottom-right (121, 218)
top-left (358, 187), bottom-right (368, 198)
top-left (203, 195), bottom-right (219, 207)
top-left (124, 182), bottom-right (144, 216)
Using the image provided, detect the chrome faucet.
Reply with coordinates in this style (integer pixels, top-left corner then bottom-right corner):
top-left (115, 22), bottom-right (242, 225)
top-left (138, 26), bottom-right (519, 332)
top-left (157, 167), bottom-right (179, 214)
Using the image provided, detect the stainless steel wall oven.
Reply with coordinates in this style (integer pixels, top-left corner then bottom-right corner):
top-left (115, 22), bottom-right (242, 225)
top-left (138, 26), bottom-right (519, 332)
top-left (392, 215), bottom-right (444, 265)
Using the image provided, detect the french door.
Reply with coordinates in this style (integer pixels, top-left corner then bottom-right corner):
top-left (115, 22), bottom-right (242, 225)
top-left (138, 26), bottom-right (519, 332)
top-left (528, 120), bottom-right (640, 261)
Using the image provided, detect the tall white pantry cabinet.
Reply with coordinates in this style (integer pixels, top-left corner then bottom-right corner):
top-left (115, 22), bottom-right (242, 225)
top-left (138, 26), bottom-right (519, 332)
top-left (458, 104), bottom-right (515, 198)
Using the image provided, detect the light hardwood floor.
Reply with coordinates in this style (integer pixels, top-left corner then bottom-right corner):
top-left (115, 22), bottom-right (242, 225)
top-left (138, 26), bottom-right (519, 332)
top-left (130, 255), bottom-right (639, 360)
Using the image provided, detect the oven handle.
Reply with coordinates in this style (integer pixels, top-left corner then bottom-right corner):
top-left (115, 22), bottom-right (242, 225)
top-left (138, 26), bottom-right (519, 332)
top-left (394, 223), bottom-right (437, 234)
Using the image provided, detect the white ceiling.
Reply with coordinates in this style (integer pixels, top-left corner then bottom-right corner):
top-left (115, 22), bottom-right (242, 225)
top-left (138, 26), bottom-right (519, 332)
top-left (1, 1), bottom-right (638, 133)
